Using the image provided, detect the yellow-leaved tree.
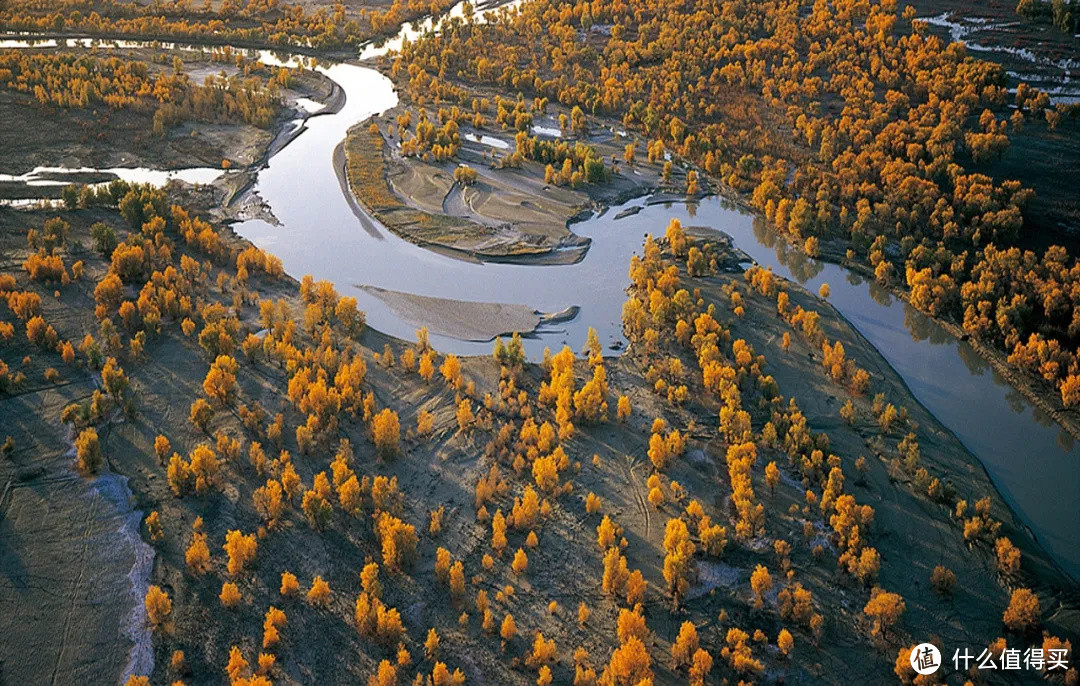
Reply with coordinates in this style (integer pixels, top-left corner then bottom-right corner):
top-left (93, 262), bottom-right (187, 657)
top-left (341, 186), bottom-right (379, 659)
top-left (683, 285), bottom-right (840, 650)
top-left (372, 408), bottom-right (400, 459)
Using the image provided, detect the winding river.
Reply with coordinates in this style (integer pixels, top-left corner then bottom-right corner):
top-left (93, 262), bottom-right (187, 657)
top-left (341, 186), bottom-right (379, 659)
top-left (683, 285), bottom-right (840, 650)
top-left (239, 19), bottom-right (1080, 579)
top-left (4, 3), bottom-right (1078, 587)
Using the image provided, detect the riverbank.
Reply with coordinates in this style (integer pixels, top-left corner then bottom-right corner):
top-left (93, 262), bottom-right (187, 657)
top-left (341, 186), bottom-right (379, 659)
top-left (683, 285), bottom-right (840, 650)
top-left (824, 240), bottom-right (1080, 447)
top-left (218, 70), bottom-right (346, 213)
top-left (718, 167), bottom-right (1080, 449)
top-left (2, 19), bottom-right (1078, 683)
top-left (372, 0), bottom-right (1080, 569)
top-left (632, 121), bottom-right (1080, 457)
top-left (0, 205), bottom-right (163, 684)
top-left (698, 252), bottom-right (1080, 655)
top-left (2, 162), bottom-right (1078, 686)
top-left (0, 30), bottom-right (358, 60)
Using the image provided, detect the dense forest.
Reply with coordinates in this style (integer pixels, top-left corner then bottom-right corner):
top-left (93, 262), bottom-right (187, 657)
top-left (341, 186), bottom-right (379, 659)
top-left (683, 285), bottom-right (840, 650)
top-left (0, 0), bottom-right (459, 50)
top-left (0, 50), bottom-right (284, 131)
top-left (391, 0), bottom-right (1080, 410)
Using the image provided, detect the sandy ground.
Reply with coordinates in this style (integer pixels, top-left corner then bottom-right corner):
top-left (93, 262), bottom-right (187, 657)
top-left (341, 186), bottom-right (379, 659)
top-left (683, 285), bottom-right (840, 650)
top-left (0, 462), bottom-right (147, 685)
top-left (358, 285), bottom-right (577, 341)
top-left (603, 241), bottom-right (1080, 679)
top-left (0, 207), bottom-right (153, 684)
top-left (1, 21), bottom-right (1078, 679)
top-left (0, 91), bottom-right (268, 176)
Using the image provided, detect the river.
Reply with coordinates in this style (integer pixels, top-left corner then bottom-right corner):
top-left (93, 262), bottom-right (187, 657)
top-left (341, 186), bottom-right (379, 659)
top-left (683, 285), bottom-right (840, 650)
top-left (3, 2), bottom-right (1077, 588)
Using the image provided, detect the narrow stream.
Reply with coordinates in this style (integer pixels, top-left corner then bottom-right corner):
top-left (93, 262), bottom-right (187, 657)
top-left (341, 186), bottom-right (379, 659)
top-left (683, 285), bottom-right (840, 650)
top-left (3, 4), bottom-right (1077, 584)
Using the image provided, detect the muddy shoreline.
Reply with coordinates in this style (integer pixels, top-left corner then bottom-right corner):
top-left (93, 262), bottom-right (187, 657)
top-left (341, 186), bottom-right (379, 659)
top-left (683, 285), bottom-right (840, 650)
top-left (7, 0), bottom-right (1078, 455)
top-left (832, 244), bottom-right (1080, 445)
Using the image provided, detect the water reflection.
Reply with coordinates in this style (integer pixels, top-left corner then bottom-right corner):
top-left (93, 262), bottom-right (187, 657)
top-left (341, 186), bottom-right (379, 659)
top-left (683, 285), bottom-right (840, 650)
top-left (1058, 430), bottom-right (1075, 453)
top-left (1007, 389), bottom-right (1031, 416)
top-left (955, 340), bottom-right (991, 376)
top-left (867, 282), bottom-right (893, 308)
top-left (357, 0), bottom-right (527, 61)
top-left (901, 305), bottom-right (951, 346)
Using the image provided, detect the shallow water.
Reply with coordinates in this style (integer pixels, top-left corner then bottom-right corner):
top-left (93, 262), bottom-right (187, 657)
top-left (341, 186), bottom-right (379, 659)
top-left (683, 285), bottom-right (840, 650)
top-left (0, 165), bottom-right (226, 186)
top-left (232, 59), bottom-right (696, 357)
top-left (357, 0), bottom-right (526, 61)
top-left (521, 194), bottom-right (1080, 579)
top-left (464, 132), bottom-right (509, 149)
top-left (921, 11), bottom-right (1080, 104)
top-left (294, 97), bottom-right (326, 114)
top-left (531, 125), bottom-right (563, 138)
top-left (91, 471), bottom-right (155, 683)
